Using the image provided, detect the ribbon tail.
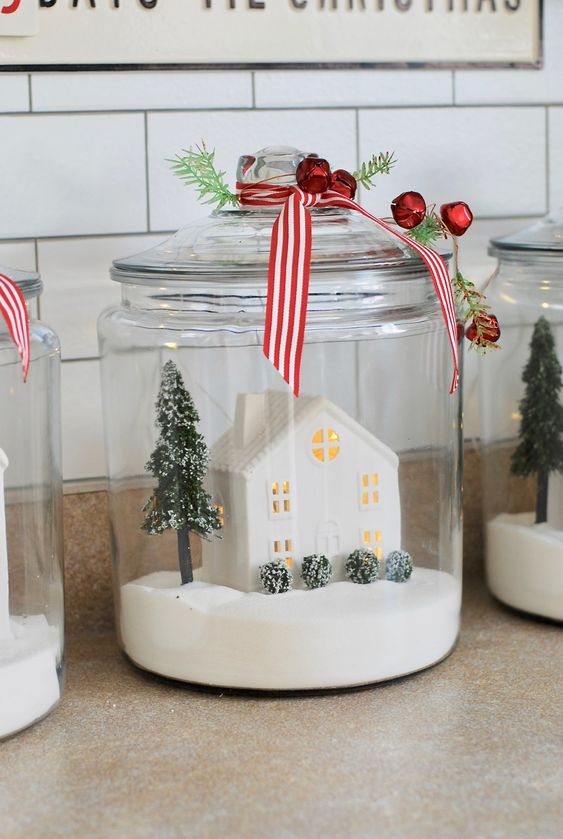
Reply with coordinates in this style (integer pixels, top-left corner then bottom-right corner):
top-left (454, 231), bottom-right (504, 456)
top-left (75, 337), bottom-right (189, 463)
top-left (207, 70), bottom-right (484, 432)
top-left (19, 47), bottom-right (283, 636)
top-left (0, 272), bottom-right (30, 381)
top-left (327, 195), bottom-right (459, 394)
top-left (264, 192), bottom-right (311, 397)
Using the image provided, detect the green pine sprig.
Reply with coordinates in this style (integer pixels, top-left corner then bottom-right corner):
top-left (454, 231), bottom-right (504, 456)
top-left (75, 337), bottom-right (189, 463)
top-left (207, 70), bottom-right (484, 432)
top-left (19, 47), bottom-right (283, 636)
top-left (170, 142), bottom-right (239, 209)
top-left (453, 271), bottom-right (498, 353)
top-left (408, 213), bottom-right (444, 247)
top-left (353, 152), bottom-right (396, 190)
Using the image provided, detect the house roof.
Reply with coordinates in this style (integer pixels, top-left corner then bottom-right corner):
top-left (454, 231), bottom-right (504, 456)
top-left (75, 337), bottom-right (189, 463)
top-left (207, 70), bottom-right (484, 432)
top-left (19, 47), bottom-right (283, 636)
top-left (210, 390), bottom-right (398, 478)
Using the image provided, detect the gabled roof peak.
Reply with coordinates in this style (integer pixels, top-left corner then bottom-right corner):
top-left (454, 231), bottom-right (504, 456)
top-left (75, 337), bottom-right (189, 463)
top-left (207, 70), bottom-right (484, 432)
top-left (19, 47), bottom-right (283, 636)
top-left (210, 391), bottom-right (398, 477)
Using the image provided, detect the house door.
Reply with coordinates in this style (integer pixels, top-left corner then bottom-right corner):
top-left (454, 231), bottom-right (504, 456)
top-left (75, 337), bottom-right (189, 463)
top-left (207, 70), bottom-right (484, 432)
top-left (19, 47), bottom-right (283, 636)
top-left (317, 521), bottom-right (340, 558)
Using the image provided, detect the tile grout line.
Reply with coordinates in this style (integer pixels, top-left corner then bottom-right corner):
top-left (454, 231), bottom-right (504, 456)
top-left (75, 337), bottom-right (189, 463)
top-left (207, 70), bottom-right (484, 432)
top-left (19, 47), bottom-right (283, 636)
top-left (34, 238), bottom-right (41, 320)
top-left (1, 103), bottom-right (559, 118)
top-left (61, 356), bottom-right (100, 365)
top-left (545, 106), bottom-right (550, 213)
top-left (0, 230), bottom-right (176, 245)
top-left (144, 111), bottom-right (151, 232)
top-left (251, 72), bottom-right (256, 108)
top-left (354, 108), bottom-right (360, 172)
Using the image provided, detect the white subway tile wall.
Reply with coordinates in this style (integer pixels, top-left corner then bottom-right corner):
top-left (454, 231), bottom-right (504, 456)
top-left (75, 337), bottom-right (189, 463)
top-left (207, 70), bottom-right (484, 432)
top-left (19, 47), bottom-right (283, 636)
top-left (31, 72), bottom-right (253, 113)
top-left (0, 75), bottom-right (29, 113)
top-left (0, 0), bottom-right (559, 481)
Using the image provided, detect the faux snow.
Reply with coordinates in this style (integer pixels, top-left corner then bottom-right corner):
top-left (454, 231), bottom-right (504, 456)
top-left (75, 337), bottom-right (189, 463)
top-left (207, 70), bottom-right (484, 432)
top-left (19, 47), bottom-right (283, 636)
top-left (120, 568), bottom-right (461, 690)
top-left (0, 615), bottom-right (61, 739)
top-left (487, 513), bottom-right (563, 621)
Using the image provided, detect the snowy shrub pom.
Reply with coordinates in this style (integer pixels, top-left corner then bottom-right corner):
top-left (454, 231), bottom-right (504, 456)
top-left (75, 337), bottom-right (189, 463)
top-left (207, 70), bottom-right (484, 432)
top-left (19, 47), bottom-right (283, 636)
top-left (259, 560), bottom-right (293, 594)
top-left (385, 550), bottom-right (413, 583)
top-left (301, 554), bottom-right (332, 589)
top-left (345, 549), bottom-right (379, 584)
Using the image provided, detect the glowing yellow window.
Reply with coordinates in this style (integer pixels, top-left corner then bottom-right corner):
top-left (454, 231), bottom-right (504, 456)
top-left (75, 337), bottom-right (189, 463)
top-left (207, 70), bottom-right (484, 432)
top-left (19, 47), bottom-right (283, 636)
top-left (362, 530), bottom-right (383, 559)
top-left (312, 428), bottom-right (340, 462)
top-left (272, 538), bottom-right (294, 567)
top-left (360, 474), bottom-right (380, 507)
top-left (271, 480), bottom-right (291, 516)
top-left (216, 504), bottom-right (225, 527)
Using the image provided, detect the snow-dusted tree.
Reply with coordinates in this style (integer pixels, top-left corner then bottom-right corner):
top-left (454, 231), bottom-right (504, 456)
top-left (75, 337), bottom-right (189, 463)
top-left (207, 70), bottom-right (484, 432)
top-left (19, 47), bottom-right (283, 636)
top-left (511, 317), bottom-right (563, 524)
top-left (142, 360), bottom-right (221, 584)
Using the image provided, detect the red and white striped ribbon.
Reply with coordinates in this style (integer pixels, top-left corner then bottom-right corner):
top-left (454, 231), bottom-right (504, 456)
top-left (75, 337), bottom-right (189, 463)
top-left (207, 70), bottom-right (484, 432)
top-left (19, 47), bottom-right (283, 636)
top-left (0, 272), bottom-right (30, 380)
top-left (238, 181), bottom-right (459, 397)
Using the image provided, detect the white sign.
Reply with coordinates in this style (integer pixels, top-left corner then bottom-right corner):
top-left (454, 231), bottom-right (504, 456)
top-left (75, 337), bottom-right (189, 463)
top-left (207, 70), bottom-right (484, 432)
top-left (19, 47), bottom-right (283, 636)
top-left (0, 0), bottom-right (37, 37)
top-left (0, 0), bottom-right (541, 69)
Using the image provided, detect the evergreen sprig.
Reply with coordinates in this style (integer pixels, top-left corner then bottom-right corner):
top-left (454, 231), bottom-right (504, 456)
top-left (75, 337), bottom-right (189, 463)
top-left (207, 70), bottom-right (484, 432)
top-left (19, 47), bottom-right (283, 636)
top-left (170, 143), bottom-right (239, 209)
top-left (408, 213), bottom-right (444, 247)
top-left (453, 271), bottom-right (498, 353)
top-left (353, 152), bottom-right (396, 190)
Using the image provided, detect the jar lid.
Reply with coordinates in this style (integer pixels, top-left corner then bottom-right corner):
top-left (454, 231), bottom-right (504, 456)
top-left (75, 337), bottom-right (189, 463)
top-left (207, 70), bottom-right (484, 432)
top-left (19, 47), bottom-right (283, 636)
top-left (489, 209), bottom-right (563, 257)
top-left (111, 146), bottom-right (431, 286)
top-left (0, 264), bottom-right (42, 299)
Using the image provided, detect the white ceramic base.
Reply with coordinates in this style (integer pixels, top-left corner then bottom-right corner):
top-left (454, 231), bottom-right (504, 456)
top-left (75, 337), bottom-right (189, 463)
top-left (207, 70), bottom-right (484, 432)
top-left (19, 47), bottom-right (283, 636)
top-left (487, 513), bottom-right (563, 621)
top-left (0, 615), bottom-right (61, 739)
top-left (120, 568), bottom-right (461, 690)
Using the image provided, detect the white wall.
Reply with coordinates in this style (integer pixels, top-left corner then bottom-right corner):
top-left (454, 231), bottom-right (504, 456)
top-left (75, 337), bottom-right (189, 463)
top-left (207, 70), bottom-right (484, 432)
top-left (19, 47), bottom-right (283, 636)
top-left (0, 0), bottom-right (561, 484)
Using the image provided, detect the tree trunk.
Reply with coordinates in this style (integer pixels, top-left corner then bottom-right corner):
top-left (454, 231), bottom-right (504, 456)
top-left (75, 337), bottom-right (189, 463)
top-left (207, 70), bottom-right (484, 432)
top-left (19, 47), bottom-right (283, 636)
top-left (536, 471), bottom-right (549, 525)
top-left (178, 528), bottom-right (193, 584)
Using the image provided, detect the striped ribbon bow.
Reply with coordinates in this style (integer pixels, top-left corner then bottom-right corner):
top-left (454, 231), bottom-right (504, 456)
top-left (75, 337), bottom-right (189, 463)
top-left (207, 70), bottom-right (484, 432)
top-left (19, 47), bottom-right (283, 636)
top-left (237, 181), bottom-right (459, 398)
top-left (0, 272), bottom-right (30, 380)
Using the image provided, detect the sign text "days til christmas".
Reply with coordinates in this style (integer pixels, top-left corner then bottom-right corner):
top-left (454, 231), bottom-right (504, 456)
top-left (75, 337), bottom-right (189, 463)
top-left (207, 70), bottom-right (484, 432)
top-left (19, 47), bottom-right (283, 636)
top-left (0, 0), bottom-right (541, 69)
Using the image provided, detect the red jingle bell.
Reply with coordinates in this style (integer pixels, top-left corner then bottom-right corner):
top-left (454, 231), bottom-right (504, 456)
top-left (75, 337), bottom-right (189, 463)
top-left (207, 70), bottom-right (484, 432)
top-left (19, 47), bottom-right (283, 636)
top-left (391, 191), bottom-right (426, 230)
top-left (440, 202), bottom-right (473, 237)
top-left (330, 169), bottom-right (357, 200)
top-left (466, 313), bottom-right (501, 345)
top-left (296, 156), bottom-right (331, 194)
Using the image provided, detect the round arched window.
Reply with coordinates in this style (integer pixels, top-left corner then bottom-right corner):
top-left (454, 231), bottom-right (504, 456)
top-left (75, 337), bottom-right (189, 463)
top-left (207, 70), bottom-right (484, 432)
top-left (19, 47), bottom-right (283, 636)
top-left (311, 428), bottom-right (340, 462)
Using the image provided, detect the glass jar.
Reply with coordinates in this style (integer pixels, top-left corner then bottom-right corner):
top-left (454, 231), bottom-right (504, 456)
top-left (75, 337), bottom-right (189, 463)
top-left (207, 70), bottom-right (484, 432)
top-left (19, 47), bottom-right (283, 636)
top-left (481, 211), bottom-right (563, 621)
top-left (98, 147), bottom-right (462, 690)
top-left (0, 265), bottom-right (63, 737)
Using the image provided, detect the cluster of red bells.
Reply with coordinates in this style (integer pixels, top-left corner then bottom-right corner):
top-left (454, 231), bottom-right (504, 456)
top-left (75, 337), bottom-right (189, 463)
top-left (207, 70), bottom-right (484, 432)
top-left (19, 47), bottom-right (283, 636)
top-left (295, 155), bottom-right (500, 346)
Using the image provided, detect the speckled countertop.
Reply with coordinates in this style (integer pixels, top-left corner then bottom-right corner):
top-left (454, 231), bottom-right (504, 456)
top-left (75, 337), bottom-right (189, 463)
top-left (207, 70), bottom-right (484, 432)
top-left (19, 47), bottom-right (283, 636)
top-left (0, 576), bottom-right (561, 839)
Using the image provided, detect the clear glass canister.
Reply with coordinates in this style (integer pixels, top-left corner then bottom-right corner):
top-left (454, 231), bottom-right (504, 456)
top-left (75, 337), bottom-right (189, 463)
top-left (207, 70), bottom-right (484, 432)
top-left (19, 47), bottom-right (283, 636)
top-left (98, 148), bottom-right (462, 690)
top-left (481, 211), bottom-right (563, 621)
top-left (0, 266), bottom-right (63, 737)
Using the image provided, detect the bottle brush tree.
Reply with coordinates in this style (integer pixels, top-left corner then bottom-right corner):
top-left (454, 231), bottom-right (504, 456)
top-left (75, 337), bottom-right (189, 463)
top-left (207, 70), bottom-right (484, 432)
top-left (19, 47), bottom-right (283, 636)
top-left (142, 360), bottom-right (221, 584)
top-left (511, 317), bottom-right (563, 524)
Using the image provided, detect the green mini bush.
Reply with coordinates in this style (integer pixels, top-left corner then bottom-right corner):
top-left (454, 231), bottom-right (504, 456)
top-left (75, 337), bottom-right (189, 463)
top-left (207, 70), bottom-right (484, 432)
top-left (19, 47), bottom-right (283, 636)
top-left (259, 560), bottom-right (293, 594)
top-left (345, 549), bottom-right (379, 584)
top-left (301, 554), bottom-right (332, 589)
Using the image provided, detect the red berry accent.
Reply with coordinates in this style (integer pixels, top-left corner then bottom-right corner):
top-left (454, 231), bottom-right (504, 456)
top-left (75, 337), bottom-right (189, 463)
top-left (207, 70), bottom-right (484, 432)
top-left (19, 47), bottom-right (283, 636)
top-left (440, 202), bottom-right (473, 237)
top-left (466, 313), bottom-right (501, 345)
top-left (391, 191), bottom-right (427, 230)
top-left (296, 156), bottom-right (331, 194)
top-left (329, 169), bottom-right (357, 200)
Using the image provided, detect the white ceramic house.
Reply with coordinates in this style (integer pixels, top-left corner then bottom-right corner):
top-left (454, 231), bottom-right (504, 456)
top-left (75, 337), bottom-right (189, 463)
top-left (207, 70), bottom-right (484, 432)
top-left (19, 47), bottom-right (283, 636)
top-left (202, 391), bottom-right (401, 592)
top-left (0, 448), bottom-right (11, 639)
